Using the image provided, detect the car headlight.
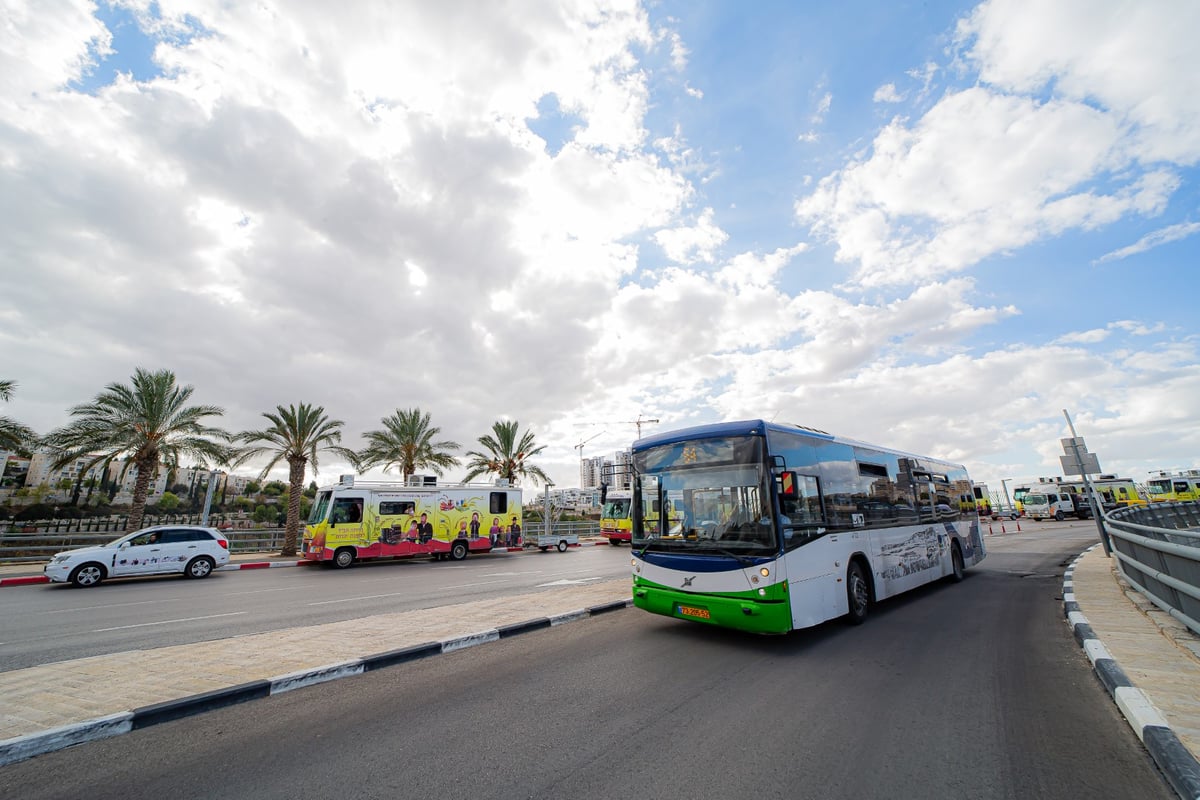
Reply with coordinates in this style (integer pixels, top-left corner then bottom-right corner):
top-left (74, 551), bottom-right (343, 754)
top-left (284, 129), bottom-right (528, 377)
top-left (51, 555), bottom-right (72, 564)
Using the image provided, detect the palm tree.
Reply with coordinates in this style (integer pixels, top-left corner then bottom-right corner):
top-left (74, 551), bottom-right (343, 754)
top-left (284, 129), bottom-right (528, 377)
top-left (41, 368), bottom-right (233, 532)
top-left (357, 408), bottom-right (461, 482)
top-left (234, 403), bottom-right (357, 556)
top-left (0, 379), bottom-right (37, 455)
top-left (462, 420), bottom-right (551, 487)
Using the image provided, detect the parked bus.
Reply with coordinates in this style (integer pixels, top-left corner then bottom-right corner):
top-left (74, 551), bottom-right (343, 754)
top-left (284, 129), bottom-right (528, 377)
top-left (303, 476), bottom-right (522, 568)
top-left (629, 420), bottom-right (985, 634)
top-left (972, 483), bottom-right (992, 517)
top-left (599, 490), bottom-right (632, 546)
top-left (1147, 470), bottom-right (1200, 503)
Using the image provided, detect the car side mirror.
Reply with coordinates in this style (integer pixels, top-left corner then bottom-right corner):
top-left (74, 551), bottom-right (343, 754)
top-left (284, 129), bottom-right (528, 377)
top-left (119, 542), bottom-right (129, 550)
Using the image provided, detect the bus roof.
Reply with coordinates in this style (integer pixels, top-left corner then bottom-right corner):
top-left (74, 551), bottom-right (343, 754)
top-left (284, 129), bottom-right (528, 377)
top-left (631, 419), bottom-right (964, 470)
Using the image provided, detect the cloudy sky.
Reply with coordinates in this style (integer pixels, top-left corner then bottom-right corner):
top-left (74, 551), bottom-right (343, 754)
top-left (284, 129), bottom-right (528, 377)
top-left (2, 0), bottom-right (1197, 498)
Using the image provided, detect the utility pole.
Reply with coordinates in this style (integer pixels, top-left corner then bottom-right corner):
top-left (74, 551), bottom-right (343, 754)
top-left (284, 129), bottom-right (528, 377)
top-left (1062, 409), bottom-right (1110, 556)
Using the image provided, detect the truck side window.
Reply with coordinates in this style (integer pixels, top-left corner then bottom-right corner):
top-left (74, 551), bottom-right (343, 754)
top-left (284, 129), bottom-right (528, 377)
top-left (489, 492), bottom-right (508, 514)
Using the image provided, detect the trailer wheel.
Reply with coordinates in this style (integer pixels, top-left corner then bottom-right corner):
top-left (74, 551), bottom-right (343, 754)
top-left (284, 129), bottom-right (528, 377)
top-left (450, 540), bottom-right (469, 561)
top-left (557, 540), bottom-right (568, 553)
top-left (333, 547), bottom-right (356, 569)
top-left (1054, 510), bottom-right (1065, 521)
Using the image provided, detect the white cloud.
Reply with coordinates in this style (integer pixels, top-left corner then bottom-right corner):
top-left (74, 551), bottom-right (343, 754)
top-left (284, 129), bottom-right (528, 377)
top-left (654, 207), bottom-right (729, 264)
top-left (797, 0), bottom-right (1197, 287)
top-left (873, 83), bottom-right (903, 103)
top-left (1094, 220), bottom-right (1200, 264)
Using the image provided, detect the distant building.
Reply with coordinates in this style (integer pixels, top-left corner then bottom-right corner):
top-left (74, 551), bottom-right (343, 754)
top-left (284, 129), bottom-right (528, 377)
top-left (25, 451), bottom-right (107, 496)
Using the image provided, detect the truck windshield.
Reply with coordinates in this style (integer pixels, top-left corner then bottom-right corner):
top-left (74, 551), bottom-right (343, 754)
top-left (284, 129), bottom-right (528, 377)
top-left (307, 491), bottom-right (332, 524)
top-left (632, 436), bottom-right (777, 555)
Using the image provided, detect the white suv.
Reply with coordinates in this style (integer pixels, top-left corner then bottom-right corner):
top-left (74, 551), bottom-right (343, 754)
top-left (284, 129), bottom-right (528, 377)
top-left (44, 525), bottom-right (231, 587)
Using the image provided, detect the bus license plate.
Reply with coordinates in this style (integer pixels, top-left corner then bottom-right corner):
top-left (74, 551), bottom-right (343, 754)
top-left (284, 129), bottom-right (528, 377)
top-left (678, 604), bottom-right (710, 620)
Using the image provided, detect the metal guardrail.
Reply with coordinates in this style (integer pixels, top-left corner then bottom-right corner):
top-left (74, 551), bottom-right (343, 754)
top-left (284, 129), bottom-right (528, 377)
top-left (0, 520), bottom-right (603, 565)
top-left (1103, 502), bottom-right (1200, 636)
top-left (0, 528), bottom-right (292, 565)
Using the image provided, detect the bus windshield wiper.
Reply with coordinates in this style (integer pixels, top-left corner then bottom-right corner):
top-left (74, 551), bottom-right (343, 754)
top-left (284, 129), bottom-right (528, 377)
top-left (703, 546), bottom-right (755, 566)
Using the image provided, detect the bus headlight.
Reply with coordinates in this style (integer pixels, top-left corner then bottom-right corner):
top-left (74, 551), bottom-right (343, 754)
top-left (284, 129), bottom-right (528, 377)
top-left (758, 588), bottom-right (766, 596)
top-left (759, 567), bottom-right (770, 577)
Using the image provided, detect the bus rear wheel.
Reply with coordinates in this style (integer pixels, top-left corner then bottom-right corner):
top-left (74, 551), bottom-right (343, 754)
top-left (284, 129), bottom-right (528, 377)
top-left (333, 547), bottom-right (356, 569)
top-left (948, 542), bottom-right (965, 582)
top-left (845, 561), bottom-right (870, 625)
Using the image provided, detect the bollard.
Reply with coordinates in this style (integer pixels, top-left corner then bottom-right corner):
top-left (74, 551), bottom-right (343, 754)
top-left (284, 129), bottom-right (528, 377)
top-left (1000, 523), bottom-right (1006, 534)
top-left (988, 524), bottom-right (993, 535)
top-left (1016, 521), bottom-right (1021, 532)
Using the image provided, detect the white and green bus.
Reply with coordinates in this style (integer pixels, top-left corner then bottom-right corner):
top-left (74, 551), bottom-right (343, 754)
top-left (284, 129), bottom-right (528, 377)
top-left (630, 420), bottom-right (986, 634)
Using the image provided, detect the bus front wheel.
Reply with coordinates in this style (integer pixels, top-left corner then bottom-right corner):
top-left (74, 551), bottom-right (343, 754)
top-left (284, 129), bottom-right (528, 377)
top-left (845, 561), bottom-right (870, 625)
top-left (333, 548), bottom-right (356, 569)
top-left (450, 540), bottom-right (469, 561)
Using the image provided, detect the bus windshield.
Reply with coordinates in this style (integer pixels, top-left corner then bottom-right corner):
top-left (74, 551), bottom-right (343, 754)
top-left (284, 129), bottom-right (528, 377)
top-left (601, 498), bottom-right (630, 519)
top-left (632, 436), bottom-right (777, 555)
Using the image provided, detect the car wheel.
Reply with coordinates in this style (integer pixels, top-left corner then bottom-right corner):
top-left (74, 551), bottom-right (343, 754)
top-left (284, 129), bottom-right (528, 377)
top-left (845, 561), bottom-right (870, 625)
top-left (947, 542), bottom-right (965, 583)
top-left (184, 556), bottom-right (215, 579)
top-left (333, 547), bottom-right (356, 569)
top-left (557, 540), bottom-right (568, 553)
top-left (70, 563), bottom-right (106, 588)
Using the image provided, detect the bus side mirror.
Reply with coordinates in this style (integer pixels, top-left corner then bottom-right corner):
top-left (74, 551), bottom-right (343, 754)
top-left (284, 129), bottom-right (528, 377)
top-left (777, 471), bottom-right (798, 500)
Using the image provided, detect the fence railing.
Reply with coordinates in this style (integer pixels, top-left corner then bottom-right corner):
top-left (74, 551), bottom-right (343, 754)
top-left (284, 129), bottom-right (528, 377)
top-left (0, 527), bottom-right (291, 565)
top-left (1103, 502), bottom-right (1200, 636)
top-left (0, 519), bottom-right (603, 565)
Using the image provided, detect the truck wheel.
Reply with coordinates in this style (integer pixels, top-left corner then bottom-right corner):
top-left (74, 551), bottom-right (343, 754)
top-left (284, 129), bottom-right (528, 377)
top-left (1054, 510), bottom-right (1065, 521)
top-left (450, 540), bottom-right (469, 561)
top-left (333, 547), bottom-right (356, 569)
top-left (557, 540), bottom-right (568, 553)
top-left (608, 539), bottom-right (621, 546)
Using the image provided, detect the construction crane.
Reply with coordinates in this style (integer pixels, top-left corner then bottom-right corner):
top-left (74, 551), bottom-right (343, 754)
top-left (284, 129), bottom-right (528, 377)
top-left (574, 431), bottom-right (605, 462)
top-left (574, 414), bottom-right (660, 439)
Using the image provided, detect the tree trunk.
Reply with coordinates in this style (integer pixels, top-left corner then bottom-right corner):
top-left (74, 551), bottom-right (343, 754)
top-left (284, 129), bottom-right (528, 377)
top-left (127, 457), bottom-right (158, 532)
top-left (281, 456), bottom-right (307, 556)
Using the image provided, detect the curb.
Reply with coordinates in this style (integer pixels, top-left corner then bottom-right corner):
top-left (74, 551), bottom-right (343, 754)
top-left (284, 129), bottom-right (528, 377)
top-left (1064, 544), bottom-right (1200, 800)
top-left (0, 597), bottom-right (634, 767)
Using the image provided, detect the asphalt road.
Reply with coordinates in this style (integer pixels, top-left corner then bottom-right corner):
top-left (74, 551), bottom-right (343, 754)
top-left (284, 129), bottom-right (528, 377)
top-left (0, 522), bottom-right (1176, 799)
top-left (0, 545), bottom-right (634, 671)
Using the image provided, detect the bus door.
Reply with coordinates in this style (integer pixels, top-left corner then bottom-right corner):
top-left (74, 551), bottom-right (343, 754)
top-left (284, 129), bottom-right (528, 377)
top-left (328, 495), bottom-right (366, 551)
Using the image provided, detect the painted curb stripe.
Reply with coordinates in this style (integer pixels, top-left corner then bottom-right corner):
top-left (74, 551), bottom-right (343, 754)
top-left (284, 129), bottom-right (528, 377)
top-left (0, 575), bottom-right (49, 587)
top-left (549, 609), bottom-right (589, 626)
top-left (132, 681), bottom-right (272, 729)
top-left (361, 642), bottom-right (442, 671)
top-left (588, 599), bottom-right (634, 615)
top-left (441, 630), bottom-right (501, 653)
top-left (1144, 725), bottom-right (1200, 800)
top-left (0, 712), bottom-right (133, 768)
top-left (498, 618), bottom-right (552, 638)
top-left (1093, 658), bottom-right (1132, 695)
top-left (270, 661), bottom-right (364, 695)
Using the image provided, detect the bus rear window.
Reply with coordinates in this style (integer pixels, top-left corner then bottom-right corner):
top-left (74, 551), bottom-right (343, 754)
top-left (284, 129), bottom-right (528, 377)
top-left (489, 492), bottom-right (508, 514)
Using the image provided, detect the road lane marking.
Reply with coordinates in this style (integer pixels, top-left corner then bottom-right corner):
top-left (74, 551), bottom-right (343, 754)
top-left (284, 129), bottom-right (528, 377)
top-left (92, 612), bottom-right (247, 632)
top-left (223, 583), bottom-right (321, 596)
top-left (40, 598), bottom-right (183, 615)
top-left (537, 577), bottom-right (604, 587)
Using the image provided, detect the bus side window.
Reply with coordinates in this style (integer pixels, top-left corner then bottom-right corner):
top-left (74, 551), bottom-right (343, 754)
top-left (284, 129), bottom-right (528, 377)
top-left (782, 475), bottom-right (824, 551)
